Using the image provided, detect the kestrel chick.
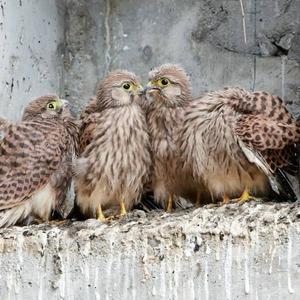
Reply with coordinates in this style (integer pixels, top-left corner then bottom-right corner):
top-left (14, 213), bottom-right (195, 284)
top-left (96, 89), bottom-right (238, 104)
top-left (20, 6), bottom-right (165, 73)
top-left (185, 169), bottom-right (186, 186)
top-left (0, 96), bottom-right (79, 227)
top-left (180, 87), bottom-right (300, 203)
top-left (145, 64), bottom-right (200, 211)
top-left (75, 70), bottom-right (152, 220)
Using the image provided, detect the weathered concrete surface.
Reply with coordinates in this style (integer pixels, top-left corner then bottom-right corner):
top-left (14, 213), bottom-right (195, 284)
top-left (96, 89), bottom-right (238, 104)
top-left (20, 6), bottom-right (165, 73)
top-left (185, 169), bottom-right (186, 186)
top-left (0, 2), bottom-right (300, 299)
top-left (63, 0), bottom-right (300, 116)
top-left (0, 202), bottom-right (299, 300)
top-left (0, 0), bottom-right (65, 121)
top-left (0, 1), bottom-right (299, 115)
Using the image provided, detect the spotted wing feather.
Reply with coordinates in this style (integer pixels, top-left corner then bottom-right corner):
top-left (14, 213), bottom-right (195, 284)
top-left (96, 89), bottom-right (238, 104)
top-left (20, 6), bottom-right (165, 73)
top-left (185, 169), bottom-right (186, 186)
top-left (226, 88), bottom-right (300, 200)
top-left (0, 121), bottom-right (71, 210)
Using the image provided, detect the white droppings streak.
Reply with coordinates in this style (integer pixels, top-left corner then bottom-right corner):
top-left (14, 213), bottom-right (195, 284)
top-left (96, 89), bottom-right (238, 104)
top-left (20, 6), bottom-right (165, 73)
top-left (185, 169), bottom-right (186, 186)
top-left (255, 289), bottom-right (259, 300)
top-left (84, 259), bottom-right (90, 300)
top-left (105, 237), bottom-right (114, 300)
top-left (159, 244), bottom-right (167, 300)
top-left (189, 275), bottom-right (195, 300)
top-left (38, 272), bottom-right (44, 300)
top-left (94, 267), bottom-right (100, 300)
top-left (122, 253), bottom-right (129, 299)
top-left (204, 259), bottom-right (209, 300)
top-left (281, 55), bottom-right (286, 99)
top-left (287, 227), bottom-right (294, 294)
top-left (104, 0), bottom-right (111, 73)
top-left (224, 235), bottom-right (232, 300)
top-left (131, 250), bottom-right (137, 300)
top-left (65, 249), bottom-right (74, 300)
top-left (59, 254), bottom-right (66, 300)
top-left (16, 232), bottom-right (24, 264)
top-left (142, 236), bottom-right (150, 279)
top-left (244, 244), bottom-right (250, 295)
top-left (173, 254), bottom-right (180, 300)
top-left (215, 237), bottom-right (220, 261)
top-left (268, 245), bottom-right (276, 275)
top-left (115, 251), bottom-right (122, 298)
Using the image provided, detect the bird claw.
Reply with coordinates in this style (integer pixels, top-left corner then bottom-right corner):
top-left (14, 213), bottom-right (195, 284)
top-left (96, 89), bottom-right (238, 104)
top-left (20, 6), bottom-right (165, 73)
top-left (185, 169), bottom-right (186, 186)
top-left (221, 195), bottom-right (230, 205)
top-left (48, 219), bottom-right (67, 226)
top-left (234, 190), bottom-right (256, 204)
top-left (165, 194), bottom-right (173, 213)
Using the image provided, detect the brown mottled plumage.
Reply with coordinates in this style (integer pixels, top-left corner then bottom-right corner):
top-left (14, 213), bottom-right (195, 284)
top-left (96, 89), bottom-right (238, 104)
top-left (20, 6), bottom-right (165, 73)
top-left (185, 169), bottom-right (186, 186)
top-left (181, 87), bottom-right (300, 202)
top-left (75, 70), bottom-right (152, 219)
top-left (145, 64), bottom-right (200, 210)
top-left (0, 117), bottom-right (11, 139)
top-left (0, 96), bottom-right (79, 227)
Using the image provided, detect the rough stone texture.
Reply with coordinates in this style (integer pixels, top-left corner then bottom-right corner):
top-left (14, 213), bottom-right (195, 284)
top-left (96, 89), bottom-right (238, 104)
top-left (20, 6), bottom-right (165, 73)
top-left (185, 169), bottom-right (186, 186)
top-left (1, 0), bottom-right (299, 116)
top-left (63, 0), bottom-right (300, 116)
top-left (0, 202), bottom-right (300, 299)
top-left (0, 0), bottom-right (65, 122)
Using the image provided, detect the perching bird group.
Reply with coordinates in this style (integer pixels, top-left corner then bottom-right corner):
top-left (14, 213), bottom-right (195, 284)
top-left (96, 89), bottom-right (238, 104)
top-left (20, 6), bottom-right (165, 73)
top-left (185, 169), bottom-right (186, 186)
top-left (0, 64), bottom-right (299, 227)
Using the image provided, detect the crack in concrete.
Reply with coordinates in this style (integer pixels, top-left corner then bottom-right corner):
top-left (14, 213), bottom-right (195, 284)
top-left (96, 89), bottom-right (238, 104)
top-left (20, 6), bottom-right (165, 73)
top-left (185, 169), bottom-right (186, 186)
top-left (104, 0), bottom-right (111, 74)
top-left (252, 0), bottom-right (257, 91)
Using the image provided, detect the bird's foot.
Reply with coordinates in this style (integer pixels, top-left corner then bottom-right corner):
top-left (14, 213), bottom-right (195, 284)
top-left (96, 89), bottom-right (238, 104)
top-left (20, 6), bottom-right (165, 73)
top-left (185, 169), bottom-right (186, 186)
top-left (49, 219), bottom-right (67, 225)
top-left (30, 217), bottom-right (44, 225)
top-left (221, 195), bottom-right (230, 205)
top-left (104, 201), bottom-right (127, 220)
top-left (235, 190), bottom-right (255, 204)
top-left (96, 204), bottom-right (107, 222)
top-left (166, 194), bottom-right (173, 213)
top-left (120, 200), bottom-right (127, 217)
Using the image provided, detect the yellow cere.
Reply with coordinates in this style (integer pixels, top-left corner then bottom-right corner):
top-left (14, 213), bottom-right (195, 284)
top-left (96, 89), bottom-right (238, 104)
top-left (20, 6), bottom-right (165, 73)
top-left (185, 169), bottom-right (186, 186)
top-left (148, 78), bottom-right (171, 88)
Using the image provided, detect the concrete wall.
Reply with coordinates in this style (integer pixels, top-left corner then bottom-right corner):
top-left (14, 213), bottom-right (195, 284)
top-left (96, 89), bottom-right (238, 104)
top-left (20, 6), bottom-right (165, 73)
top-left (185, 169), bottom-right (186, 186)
top-left (1, 0), bottom-right (299, 117)
top-left (0, 1), bottom-right (300, 299)
top-left (0, 0), bottom-right (65, 121)
top-left (63, 0), bottom-right (300, 115)
top-left (0, 203), bottom-right (299, 299)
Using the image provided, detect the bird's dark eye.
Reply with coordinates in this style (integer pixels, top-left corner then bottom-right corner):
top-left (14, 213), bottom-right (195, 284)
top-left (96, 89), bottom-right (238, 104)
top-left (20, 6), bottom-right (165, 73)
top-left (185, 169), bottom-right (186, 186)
top-left (123, 83), bottom-right (131, 90)
top-left (46, 101), bottom-right (58, 110)
top-left (161, 78), bottom-right (169, 86)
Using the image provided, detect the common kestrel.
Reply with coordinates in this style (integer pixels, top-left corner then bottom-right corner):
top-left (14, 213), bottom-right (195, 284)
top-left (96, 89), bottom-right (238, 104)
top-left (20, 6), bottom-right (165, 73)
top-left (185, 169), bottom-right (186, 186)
top-left (180, 87), bottom-right (300, 203)
top-left (75, 70), bottom-right (152, 220)
top-left (144, 64), bottom-right (201, 211)
top-left (0, 96), bottom-right (79, 227)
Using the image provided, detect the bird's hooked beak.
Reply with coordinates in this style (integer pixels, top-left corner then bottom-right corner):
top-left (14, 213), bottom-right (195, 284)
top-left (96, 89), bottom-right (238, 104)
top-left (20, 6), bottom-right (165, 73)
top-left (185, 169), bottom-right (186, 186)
top-left (59, 99), bottom-right (77, 117)
top-left (143, 81), bottom-right (161, 95)
top-left (59, 99), bottom-right (69, 107)
top-left (135, 84), bottom-right (144, 96)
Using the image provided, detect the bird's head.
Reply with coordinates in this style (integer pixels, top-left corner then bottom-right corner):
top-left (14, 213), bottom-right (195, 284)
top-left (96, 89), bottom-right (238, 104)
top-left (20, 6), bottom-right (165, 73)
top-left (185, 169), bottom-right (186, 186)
top-left (96, 70), bottom-right (143, 109)
top-left (145, 64), bottom-right (192, 107)
top-left (22, 95), bottom-right (72, 121)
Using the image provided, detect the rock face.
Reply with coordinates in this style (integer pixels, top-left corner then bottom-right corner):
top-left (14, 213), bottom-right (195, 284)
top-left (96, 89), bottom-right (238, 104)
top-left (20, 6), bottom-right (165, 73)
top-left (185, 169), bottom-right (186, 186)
top-left (0, 202), bottom-right (300, 299)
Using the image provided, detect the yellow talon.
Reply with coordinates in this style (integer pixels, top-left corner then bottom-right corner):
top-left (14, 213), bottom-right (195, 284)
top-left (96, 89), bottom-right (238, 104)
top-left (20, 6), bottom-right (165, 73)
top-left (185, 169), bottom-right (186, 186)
top-left (96, 204), bottom-right (106, 222)
top-left (120, 200), bottom-right (127, 216)
top-left (49, 220), bottom-right (66, 225)
top-left (222, 194), bottom-right (230, 204)
top-left (237, 189), bottom-right (254, 204)
top-left (166, 194), bottom-right (173, 213)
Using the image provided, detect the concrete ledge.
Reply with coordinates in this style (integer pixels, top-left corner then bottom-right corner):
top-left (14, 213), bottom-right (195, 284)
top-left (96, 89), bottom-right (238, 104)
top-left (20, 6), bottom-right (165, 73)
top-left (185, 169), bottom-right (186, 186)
top-left (0, 202), bottom-right (299, 299)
